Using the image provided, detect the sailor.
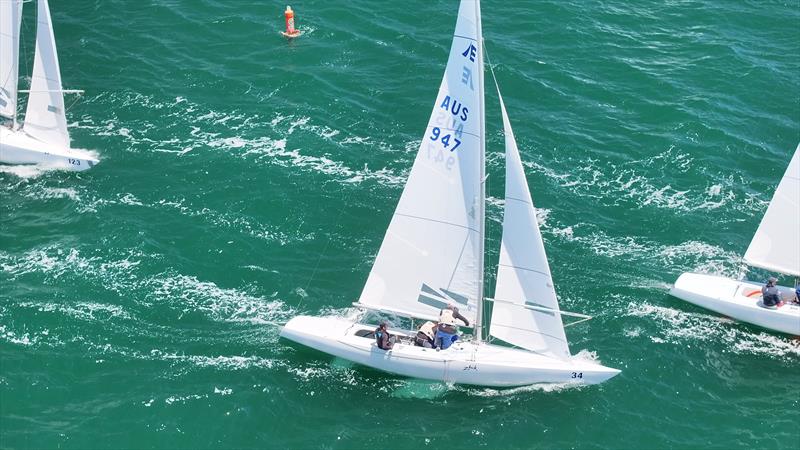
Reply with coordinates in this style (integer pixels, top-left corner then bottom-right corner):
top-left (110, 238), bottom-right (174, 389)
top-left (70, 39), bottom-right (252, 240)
top-left (794, 281), bottom-right (800, 305)
top-left (415, 321), bottom-right (437, 348)
top-left (762, 277), bottom-right (781, 307)
top-left (435, 305), bottom-right (469, 350)
top-left (375, 322), bottom-right (395, 350)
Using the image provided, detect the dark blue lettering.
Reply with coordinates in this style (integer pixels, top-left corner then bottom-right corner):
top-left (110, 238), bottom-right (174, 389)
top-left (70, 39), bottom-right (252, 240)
top-left (450, 101), bottom-right (461, 117)
top-left (440, 95), bottom-right (469, 122)
top-left (461, 44), bottom-right (477, 62)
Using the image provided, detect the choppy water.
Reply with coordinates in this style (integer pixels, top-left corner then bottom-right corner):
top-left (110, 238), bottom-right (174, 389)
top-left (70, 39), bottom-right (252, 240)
top-left (1, 1), bottom-right (799, 449)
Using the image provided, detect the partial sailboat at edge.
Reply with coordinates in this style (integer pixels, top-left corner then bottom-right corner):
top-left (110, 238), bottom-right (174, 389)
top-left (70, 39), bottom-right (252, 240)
top-left (0, 0), bottom-right (98, 171)
top-left (670, 145), bottom-right (800, 335)
top-left (280, 0), bottom-right (620, 387)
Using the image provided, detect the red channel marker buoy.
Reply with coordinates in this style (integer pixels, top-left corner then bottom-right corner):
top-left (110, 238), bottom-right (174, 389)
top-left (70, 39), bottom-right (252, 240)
top-left (281, 5), bottom-right (302, 38)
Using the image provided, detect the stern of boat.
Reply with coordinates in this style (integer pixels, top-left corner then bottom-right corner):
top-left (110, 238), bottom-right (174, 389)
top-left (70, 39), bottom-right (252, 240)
top-left (669, 272), bottom-right (740, 309)
top-left (670, 272), bottom-right (800, 335)
top-left (280, 315), bottom-right (354, 346)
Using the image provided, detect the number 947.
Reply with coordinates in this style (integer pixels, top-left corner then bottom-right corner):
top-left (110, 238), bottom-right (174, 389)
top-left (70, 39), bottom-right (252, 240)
top-left (429, 127), bottom-right (461, 152)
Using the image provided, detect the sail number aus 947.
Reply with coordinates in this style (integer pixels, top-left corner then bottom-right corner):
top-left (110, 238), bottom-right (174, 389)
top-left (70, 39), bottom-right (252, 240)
top-left (429, 127), bottom-right (461, 152)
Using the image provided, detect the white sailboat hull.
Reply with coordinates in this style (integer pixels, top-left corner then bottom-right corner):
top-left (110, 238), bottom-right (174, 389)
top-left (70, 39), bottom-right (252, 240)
top-left (670, 273), bottom-right (800, 335)
top-left (0, 126), bottom-right (97, 171)
top-left (281, 315), bottom-right (620, 387)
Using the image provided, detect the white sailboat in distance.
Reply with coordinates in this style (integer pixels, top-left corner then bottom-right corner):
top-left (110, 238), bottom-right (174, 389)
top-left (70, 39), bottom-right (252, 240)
top-left (280, 0), bottom-right (621, 387)
top-left (670, 145), bottom-right (800, 335)
top-left (0, 0), bottom-right (98, 171)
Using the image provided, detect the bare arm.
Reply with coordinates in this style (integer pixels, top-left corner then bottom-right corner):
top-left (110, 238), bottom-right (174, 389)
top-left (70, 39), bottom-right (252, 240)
top-left (452, 308), bottom-right (469, 327)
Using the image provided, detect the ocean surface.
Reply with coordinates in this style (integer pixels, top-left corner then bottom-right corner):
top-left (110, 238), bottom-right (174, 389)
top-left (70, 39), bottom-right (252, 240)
top-left (1, 1), bottom-right (799, 448)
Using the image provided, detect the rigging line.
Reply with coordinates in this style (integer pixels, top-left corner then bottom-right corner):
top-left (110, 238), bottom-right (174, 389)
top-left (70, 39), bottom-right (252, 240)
top-left (483, 42), bottom-right (502, 105)
top-left (20, 6), bottom-right (30, 87)
top-left (64, 90), bottom-right (84, 113)
top-left (299, 201), bottom-right (348, 309)
top-left (479, 41), bottom-right (498, 339)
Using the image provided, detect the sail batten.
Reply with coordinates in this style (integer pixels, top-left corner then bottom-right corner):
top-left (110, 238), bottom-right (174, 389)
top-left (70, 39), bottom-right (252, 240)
top-left (23, 0), bottom-right (70, 148)
top-left (743, 145), bottom-right (800, 277)
top-left (0, 0), bottom-right (23, 121)
top-left (357, 0), bottom-right (484, 324)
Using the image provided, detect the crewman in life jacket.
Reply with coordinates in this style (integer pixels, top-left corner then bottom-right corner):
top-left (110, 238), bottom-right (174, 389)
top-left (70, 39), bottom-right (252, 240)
top-left (415, 321), bottom-right (437, 348)
top-left (375, 321), bottom-right (396, 350)
top-left (762, 277), bottom-right (781, 308)
top-left (435, 305), bottom-right (469, 350)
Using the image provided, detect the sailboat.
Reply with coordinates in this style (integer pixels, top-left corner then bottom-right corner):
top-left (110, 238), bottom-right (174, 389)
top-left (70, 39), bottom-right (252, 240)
top-left (280, 0), bottom-right (621, 387)
top-left (0, 0), bottom-right (98, 171)
top-left (670, 145), bottom-right (800, 335)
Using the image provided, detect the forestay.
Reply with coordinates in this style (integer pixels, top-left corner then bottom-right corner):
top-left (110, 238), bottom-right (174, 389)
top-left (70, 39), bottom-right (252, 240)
top-left (489, 93), bottom-right (571, 360)
top-left (23, 0), bottom-right (70, 148)
top-left (743, 145), bottom-right (800, 277)
top-left (358, 0), bottom-right (483, 324)
top-left (0, 0), bottom-right (23, 120)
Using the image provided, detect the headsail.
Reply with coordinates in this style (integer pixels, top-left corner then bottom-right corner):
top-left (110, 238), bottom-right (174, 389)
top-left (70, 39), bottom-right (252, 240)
top-left (23, 0), bottom-right (70, 148)
top-left (743, 145), bottom-right (800, 277)
top-left (357, 0), bottom-right (484, 324)
top-left (0, 0), bottom-right (23, 120)
top-left (489, 93), bottom-right (571, 360)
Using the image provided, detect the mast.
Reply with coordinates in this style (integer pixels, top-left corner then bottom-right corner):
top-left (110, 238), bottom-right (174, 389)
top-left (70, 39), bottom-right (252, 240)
top-left (474, 0), bottom-right (486, 343)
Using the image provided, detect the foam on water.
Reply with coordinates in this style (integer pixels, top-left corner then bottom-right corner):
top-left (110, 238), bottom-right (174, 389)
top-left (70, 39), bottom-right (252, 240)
top-left (0, 246), bottom-right (144, 294)
top-left (149, 350), bottom-right (281, 371)
top-left (18, 301), bottom-right (133, 322)
top-left (75, 92), bottom-right (409, 187)
top-left (0, 324), bottom-right (38, 347)
top-left (463, 381), bottom-right (580, 397)
top-left (537, 214), bottom-right (742, 276)
top-left (627, 301), bottom-right (800, 360)
top-left (0, 245), bottom-right (296, 342)
top-left (522, 146), bottom-right (770, 216)
top-left (0, 164), bottom-right (57, 179)
top-left (150, 273), bottom-right (294, 325)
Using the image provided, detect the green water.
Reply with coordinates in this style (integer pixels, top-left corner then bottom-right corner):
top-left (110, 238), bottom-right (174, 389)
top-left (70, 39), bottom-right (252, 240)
top-left (1, 1), bottom-right (799, 448)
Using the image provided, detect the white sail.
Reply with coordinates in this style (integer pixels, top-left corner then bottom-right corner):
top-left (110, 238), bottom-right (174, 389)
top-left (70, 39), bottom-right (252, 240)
top-left (23, 0), bottom-right (70, 148)
top-left (489, 93), bottom-right (571, 360)
top-left (743, 145), bottom-right (800, 277)
top-left (357, 0), bottom-right (483, 324)
top-left (0, 0), bottom-right (23, 120)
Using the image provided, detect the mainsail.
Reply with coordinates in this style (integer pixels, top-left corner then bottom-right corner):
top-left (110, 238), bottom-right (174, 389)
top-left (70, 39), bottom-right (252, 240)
top-left (0, 0), bottom-right (23, 120)
top-left (489, 93), bottom-right (571, 360)
top-left (743, 145), bottom-right (800, 277)
top-left (358, 0), bottom-right (484, 324)
top-left (23, 0), bottom-right (70, 148)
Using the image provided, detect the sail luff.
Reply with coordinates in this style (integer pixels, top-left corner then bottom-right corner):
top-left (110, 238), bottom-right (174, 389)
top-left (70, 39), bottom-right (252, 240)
top-left (22, 0), bottom-right (71, 148)
top-left (0, 0), bottom-right (23, 122)
top-left (474, 0), bottom-right (486, 342)
top-left (743, 145), bottom-right (800, 277)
